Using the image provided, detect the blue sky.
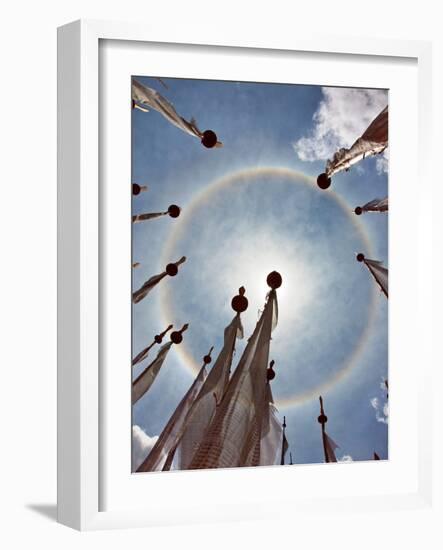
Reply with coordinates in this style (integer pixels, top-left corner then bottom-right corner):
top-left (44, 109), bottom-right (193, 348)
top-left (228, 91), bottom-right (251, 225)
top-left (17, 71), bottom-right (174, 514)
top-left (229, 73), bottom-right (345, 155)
top-left (131, 76), bottom-right (388, 467)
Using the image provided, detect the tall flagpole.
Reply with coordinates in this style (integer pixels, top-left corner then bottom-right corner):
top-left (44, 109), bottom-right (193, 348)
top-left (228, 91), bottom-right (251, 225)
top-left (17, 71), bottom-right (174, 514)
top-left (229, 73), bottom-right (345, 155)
top-left (318, 396), bottom-right (329, 463)
top-left (280, 415), bottom-right (287, 465)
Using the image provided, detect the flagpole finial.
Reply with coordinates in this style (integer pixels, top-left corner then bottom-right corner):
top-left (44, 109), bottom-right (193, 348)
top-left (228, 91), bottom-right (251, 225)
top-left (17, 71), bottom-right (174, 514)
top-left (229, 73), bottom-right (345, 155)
top-left (203, 346), bottom-right (214, 364)
top-left (170, 323), bottom-right (189, 344)
top-left (166, 257), bottom-right (186, 276)
top-left (356, 253), bottom-right (365, 262)
top-left (201, 130), bottom-right (218, 148)
top-left (267, 271), bottom-right (282, 289)
top-left (317, 173), bottom-right (331, 190)
top-left (354, 206), bottom-right (363, 215)
top-left (231, 286), bottom-right (249, 312)
top-left (266, 359), bottom-right (276, 381)
top-left (283, 415), bottom-right (286, 429)
top-left (318, 395), bottom-right (328, 425)
top-left (167, 204), bottom-right (181, 218)
top-left (154, 324), bottom-right (173, 343)
top-left (132, 183), bottom-right (148, 195)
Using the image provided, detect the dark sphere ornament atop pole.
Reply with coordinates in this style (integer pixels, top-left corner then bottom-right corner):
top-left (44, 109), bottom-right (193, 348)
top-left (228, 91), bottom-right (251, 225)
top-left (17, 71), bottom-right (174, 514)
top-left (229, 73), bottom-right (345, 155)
top-left (356, 253), bottom-right (365, 263)
top-left (231, 286), bottom-right (248, 313)
top-left (201, 130), bottom-right (218, 149)
top-left (317, 395), bottom-right (328, 425)
top-left (317, 173), bottom-right (332, 190)
top-left (154, 324), bottom-right (173, 344)
top-left (167, 204), bottom-right (181, 218)
top-left (354, 206), bottom-right (363, 216)
top-left (266, 359), bottom-right (276, 381)
top-left (170, 323), bottom-right (189, 344)
top-left (132, 183), bottom-right (148, 195)
top-left (166, 256), bottom-right (186, 277)
top-left (203, 346), bottom-right (214, 365)
top-left (267, 271), bottom-right (282, 290)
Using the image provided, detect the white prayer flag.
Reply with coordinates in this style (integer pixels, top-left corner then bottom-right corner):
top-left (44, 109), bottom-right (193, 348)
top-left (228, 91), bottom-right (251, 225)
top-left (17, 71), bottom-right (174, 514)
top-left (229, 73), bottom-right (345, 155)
top-left (177, 314), bottom-right (244, 469)
top-left (188, 290), bottom-right (278, 469)
top-left (132, 212), bottom-right (167, 223)
top-left (133, 257), bottom-right (186, 304)
top-left (363, 257), bottom-right (388, 297)
top-left (259, 385), bottom-right (284, 466)
top-left (324, 432), bottom-right (339, 463)
top-left (132, 79), bottom-right (223, 147)
top-left (136, 364), bottom-right (208, 472)
top-left (322, 106), bottom-right (388, 180)
top-left (355, 197), bottom-right (388, 215)
top-left (132, 342), bottom-right (173, 404)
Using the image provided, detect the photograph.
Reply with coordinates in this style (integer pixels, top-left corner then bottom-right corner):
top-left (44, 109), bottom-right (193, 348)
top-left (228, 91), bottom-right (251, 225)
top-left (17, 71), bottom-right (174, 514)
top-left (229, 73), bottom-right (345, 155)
top-left (130, 75), bottom-right (389, 473)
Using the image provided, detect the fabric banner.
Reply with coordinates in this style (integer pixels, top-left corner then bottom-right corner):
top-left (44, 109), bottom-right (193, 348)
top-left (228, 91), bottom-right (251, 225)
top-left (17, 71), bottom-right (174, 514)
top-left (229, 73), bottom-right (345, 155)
top-left (132, 79), bottom-right (222, 147)
top-left (259, 385), bottom-right (284, 466)
top-left (325, 106), bottom-right (388, 177)
top-left (177, 314), bottom-right (244, 469)
top-left (324, 432), bottom-right (339, 463)
top-left (132, 342), bottom-right (173, 404)
top-left (132, 212), bottom-right (167, 223)
top-left (361, 197), bottom-right (388, 213)
top-left (133, 272), bottom-right (167, 304)
top-left (136, 364), bottom-right (208, 472)
top-left (365, 258), bottom-right (388, 297)
top-left (188, 290), bottom-right (278, 469)
top-left (132, 342), bottom-right (154, 367)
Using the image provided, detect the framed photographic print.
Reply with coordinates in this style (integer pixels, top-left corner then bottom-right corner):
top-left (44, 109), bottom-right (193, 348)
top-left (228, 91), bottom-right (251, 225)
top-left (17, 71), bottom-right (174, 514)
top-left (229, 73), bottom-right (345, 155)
top-left (57, 20), bottom-right (433, 531)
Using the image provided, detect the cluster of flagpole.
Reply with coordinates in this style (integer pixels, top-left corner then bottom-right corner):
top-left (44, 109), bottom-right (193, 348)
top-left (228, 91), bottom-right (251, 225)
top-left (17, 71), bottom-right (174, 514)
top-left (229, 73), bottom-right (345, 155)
top-left (136, 274), bottom-right (292, 471)
top-left (313, 104), bottom-right (390, 298)
top-left (314, 105), bottom-right (389, 461)
top-left (131, 77), bottom-right (388, 470)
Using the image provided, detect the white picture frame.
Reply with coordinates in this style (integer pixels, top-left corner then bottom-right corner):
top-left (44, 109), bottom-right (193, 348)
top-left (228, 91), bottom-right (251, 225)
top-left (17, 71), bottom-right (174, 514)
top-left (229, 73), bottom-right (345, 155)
top-left (57, 19), bottom-right (434, 531)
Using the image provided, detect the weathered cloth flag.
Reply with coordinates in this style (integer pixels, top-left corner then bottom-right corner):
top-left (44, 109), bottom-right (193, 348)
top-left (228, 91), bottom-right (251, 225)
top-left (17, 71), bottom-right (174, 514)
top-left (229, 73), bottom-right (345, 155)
top-left (136, 364), bottom-right (208, 472)
top-left (259, 385), bottom-right (284, 466)
top-left (176, 314), bottom-right (244, 469)
top-left (188, 290), bottom-right (278, 469)
top-left (317, 106), bottom-right (388, 189)
top-left (133, 257), bottom-right (186, 304)
top-left (325, 106), bottom-right (388, 177)
top-left (323, 432), bottom-right (339, 463)
top-left (357, 254), bottom-right (388, 298)
top-left (355, 197), bottom-right (388, 215)
top-left (132, 79), bottom-right (223, 147)
top-left (132, 342), bottom-right (173, 404)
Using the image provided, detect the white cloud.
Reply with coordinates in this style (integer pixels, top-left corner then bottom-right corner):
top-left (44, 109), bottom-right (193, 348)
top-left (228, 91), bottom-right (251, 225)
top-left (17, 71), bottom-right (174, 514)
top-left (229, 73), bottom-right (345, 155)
top-left (293, 87), bottom-right (388, 166)
top-left (132, 425), bottom-right (159, 471)
top-left (339, 455), bottom-right (353, 463)
top-left (376, 148), bottom-right (389, 174)
top-left (370, 396), bottom-right (389, 424)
